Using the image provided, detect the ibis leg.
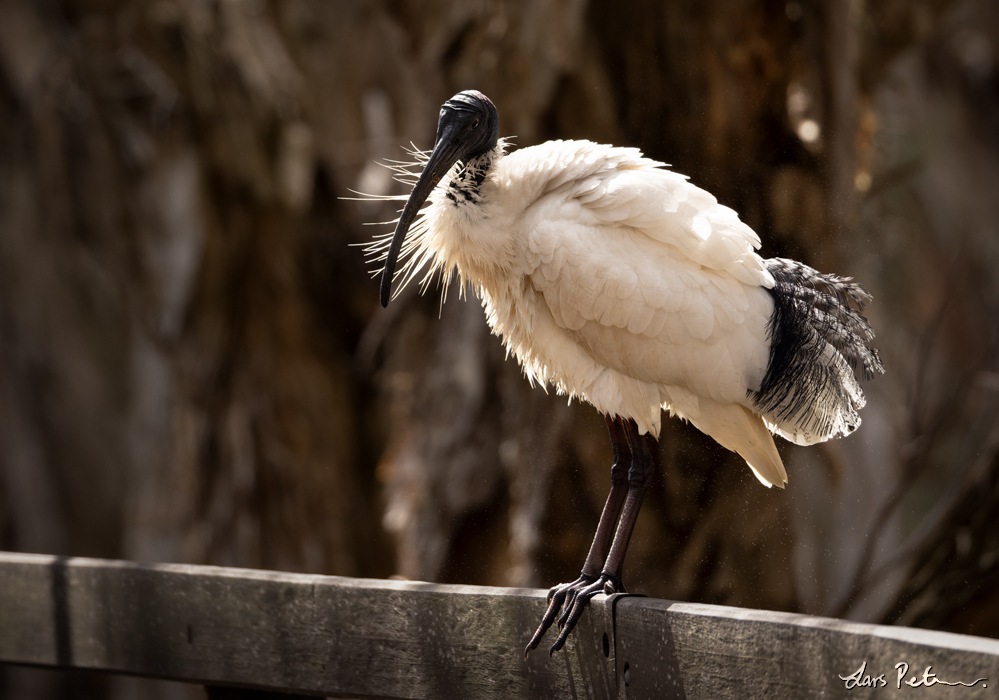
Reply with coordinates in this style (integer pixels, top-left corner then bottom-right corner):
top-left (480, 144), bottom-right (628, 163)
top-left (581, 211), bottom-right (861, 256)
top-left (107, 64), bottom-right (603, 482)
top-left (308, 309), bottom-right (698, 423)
top-left (577, 416), bottom-right (632, 577)
top-left (524, 415), bottom-right (631, 657)
top-left (547, 418), bottom-right (658, 655)
top-left (599, 419), bottom-right (658, 580)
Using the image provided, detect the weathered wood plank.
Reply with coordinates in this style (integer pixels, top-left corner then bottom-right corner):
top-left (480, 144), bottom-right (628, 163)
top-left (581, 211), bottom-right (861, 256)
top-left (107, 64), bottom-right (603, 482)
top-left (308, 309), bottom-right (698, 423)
top-left (2, 552), bottom-right (999, 698)
top-left (0, 552), bottom-right (612, 699)
top-left (614, 599), bottom-right (999, 698)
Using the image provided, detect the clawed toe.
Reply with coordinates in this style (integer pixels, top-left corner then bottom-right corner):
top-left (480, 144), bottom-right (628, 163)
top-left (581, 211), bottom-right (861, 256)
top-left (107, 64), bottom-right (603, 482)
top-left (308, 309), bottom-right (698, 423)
top-left (548, 573), bottom-right (620, 654)
top-left (524, 574), bottom-right (595, 657)
top-left (525, 573), bottom-right (624, 657)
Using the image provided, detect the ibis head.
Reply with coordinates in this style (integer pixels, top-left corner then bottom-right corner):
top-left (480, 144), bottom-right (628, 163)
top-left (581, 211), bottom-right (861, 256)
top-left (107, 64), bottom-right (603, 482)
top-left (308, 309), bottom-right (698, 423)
top-left (379, 90), bottom-right (499, 307)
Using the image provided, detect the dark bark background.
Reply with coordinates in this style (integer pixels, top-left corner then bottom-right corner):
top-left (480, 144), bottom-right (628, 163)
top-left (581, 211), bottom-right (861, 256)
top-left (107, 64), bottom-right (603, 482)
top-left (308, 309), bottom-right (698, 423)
top-left (1, 0), bottom-right (998, 697)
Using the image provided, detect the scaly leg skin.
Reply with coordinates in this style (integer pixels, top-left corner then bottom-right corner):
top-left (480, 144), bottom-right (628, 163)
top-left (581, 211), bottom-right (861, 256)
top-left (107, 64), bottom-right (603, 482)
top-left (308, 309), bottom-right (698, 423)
top-left (526, 417), bottom-right (658, 657)
top-left (524, 416), bottom-right (630, 658)
top-left (546, 420), bottom-right (656, 654)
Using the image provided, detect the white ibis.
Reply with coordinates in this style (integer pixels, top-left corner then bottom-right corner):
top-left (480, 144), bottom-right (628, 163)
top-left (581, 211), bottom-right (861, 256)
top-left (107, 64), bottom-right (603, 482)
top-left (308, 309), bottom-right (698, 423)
top-left (365, 90), bottom-right (883, 656)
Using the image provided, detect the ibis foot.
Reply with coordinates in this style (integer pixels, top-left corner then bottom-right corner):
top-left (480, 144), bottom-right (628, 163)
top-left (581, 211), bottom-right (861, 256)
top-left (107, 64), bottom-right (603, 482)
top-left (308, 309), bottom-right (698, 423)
top-left (550, 573), bottom-right (622, 654)
top-left (524, 573), bottom-right (624, 657)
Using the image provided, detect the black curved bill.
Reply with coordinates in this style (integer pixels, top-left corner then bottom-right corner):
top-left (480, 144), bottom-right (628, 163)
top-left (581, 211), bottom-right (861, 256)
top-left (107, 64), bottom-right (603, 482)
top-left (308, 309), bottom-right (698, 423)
top-left (379, 122), bottom-right (465, 308)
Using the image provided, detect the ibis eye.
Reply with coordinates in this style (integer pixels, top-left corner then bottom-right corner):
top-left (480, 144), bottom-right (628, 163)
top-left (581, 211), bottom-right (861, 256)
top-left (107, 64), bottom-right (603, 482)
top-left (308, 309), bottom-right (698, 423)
top-left (471, 119), bottom-right (480, 130)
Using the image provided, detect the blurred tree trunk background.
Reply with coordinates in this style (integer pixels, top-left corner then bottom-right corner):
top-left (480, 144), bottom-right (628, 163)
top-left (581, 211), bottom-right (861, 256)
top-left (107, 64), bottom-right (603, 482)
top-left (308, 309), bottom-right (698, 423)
top-left (1, 0), bottom-right (997, 697)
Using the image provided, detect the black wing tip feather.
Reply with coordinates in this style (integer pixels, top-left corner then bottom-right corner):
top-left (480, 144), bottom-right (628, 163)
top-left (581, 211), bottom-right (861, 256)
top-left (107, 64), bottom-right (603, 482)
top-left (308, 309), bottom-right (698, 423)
top-left (750, 258), bottom-right (884, 440)
top-left (766, 258), bottom-right (874, 311)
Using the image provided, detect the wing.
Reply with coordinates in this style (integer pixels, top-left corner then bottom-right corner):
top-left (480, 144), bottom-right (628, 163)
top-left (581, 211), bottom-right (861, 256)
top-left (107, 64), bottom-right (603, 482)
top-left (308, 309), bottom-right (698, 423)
top-left (523, 162), bottom-right (775, 407)
top-left (574, 166), bottom-right (774, 288)
top-left (510, 142), bottom-right (772, 291)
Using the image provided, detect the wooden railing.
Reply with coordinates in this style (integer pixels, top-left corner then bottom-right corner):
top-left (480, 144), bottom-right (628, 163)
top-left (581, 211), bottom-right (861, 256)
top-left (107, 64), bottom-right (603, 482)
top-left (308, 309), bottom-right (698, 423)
top-left (2, 551), bottom-right (998, 698)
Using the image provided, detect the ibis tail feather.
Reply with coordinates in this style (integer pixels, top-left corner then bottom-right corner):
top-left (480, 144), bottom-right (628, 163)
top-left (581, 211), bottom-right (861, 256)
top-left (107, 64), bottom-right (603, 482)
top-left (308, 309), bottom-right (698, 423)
top-left (750, 258), bottom-right (885, 447)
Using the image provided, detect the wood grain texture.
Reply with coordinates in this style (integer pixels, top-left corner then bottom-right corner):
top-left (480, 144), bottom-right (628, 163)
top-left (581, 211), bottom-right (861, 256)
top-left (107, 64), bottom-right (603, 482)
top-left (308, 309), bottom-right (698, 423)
top-left (2, 552), bottom-right (998, 699)
top-left (614, 599), bottom-right (999, 699)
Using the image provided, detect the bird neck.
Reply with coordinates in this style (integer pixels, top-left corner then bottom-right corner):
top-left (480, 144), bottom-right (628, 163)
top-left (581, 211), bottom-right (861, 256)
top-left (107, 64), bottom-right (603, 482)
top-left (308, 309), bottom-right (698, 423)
top-left (445, 150), bottom-right (496, 205)
top-left (421, 141), bottom-right (517, 298)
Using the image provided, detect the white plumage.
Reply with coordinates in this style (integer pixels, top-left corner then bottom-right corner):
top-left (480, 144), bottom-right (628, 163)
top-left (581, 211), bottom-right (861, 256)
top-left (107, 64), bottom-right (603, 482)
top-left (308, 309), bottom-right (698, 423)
top-left (365, 90), bottom-right (882, 654)
top-left (370, 136), bottom-right (872, 488)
